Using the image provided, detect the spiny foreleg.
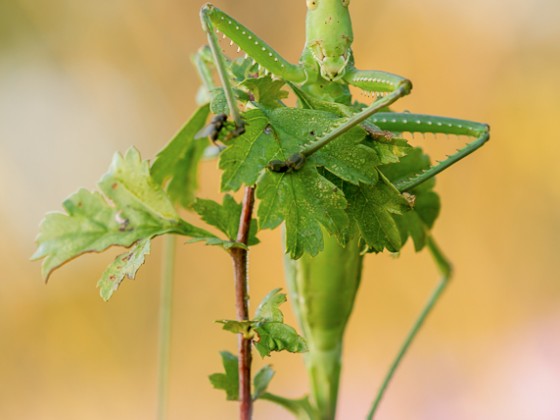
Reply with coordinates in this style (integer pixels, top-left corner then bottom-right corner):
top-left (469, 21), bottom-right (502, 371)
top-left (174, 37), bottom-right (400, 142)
top-left (200, 4), bottom-right (306, 83)
top-left (369, 113), bottom-right (490, 191)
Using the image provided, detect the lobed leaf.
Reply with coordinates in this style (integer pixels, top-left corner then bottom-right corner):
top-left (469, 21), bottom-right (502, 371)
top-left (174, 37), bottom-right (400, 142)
top-left (267, 107), bottom-right (377, 185)
top-left (257, 165), bottom-right (349, 258)
top-left (97, 239), bottom-right (151, 301)
top-left (344, 175), bottom-right (410, 252)
top-left (242, 75), bottom-right (288, 108)
top-left (193, 194), bottom-right (259, 245)
top-left (254, 288), bottom-right (286, 323)
top-left (33, 147), bottom-right (214, 280)
top-left (381, 148), bottom-right (441, 251)
top-left (209, 351), bottom-right (239, 401)
top-left (219, 109), bottom-right (275, 191)
top-left (253, 322), bottom-right (308, 358)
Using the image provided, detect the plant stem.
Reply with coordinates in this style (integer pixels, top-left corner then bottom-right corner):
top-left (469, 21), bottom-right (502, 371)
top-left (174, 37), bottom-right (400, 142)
top-left (366, 237), bottom-right (452, 419)
top-left (230, 186), bottom-right (256, 420)
top-left (156, 235), bottom-right (176, 420)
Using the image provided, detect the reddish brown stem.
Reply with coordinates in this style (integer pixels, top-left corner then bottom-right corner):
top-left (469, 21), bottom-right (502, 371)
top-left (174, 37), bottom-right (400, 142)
top-left (230, 186), bottom-right (256, 420)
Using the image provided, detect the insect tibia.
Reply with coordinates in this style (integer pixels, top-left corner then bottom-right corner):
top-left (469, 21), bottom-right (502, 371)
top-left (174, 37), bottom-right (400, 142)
top-left (200, 4), bottom-right (305, 83)
top-left (394, 128), bottom-right (490, 192)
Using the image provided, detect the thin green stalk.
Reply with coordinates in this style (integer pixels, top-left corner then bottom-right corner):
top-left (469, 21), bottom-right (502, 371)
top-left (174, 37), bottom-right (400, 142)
top-left (367, 237), bottom-right (451, 419)
top-left (156, 235), bottom-right (176, 420)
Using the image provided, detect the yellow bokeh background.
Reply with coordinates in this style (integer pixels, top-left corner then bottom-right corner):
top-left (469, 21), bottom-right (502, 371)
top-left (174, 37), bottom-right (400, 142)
top-left (1, 0), bottom-right (559, 419)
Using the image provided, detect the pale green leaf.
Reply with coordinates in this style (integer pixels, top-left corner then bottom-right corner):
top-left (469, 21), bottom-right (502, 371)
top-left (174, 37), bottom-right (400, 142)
top-left (97, 239), bottom-right (151, 301)
top-left (254, 288), bottom-right (286, 323)
top-left (33, 147), bottom-right (213, 280)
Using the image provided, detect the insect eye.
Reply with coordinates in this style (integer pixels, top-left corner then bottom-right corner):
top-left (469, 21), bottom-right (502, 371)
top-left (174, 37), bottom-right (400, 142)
top-left (341, 0), bottom-right (350, 6)
top-left (306, 0), bottom-right (318, 10)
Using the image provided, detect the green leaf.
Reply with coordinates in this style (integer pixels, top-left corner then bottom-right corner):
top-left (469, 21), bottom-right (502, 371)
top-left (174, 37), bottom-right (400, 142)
top-left (221, 105), bottom-right (393, 257)
top-left (215, 289), bottom-right (307, 358)
top-left (193, 195), bottom-right (259, 245)
top-left (266, 107), bottom-right (377, 185)
top-left (99, 147), bottom-right (181, 222)
top-left (381, 148), bottom-right (441, 251)
top-left (241, 75), bottom-right (288, 108)
top-left (97, 239), bottom-right (150, 301)
top-left (230, 56), bottom-right (259, 81)
top-left (33, 147), bottom-right (213, 280)
top-left (345, 175), bottom-right (410, 252)
top-left (219, 109), bottom-right (274, 191)
top-left (220, 106), bottom-right (377, 190)
top-left (252, 289), bottom-right (308, 357)
top-left (253, 365), bottom-right (275, 400)
top-left (257, 165), bottom-right (348, 259)
top-left (151, 105), bottom-right (210, 209)
top-left (253, 322), bottom-right (308, 358)
top-left (216, 319), bottom-right (254, 338)
top-left (254, 288), bottom-right (286, 323)
top-left (209, 351), bottom-right (239, 401)
top-left (368, 137), bottom-right (411, 165)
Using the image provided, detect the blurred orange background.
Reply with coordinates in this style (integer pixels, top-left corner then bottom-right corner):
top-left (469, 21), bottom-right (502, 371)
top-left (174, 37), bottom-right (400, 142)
top-left (1, 0), bottom-right (559, 419)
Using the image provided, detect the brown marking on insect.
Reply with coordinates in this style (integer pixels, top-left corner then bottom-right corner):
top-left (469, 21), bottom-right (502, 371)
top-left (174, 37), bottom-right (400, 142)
top-left (364, 126), bottom-right (394, 141)
top-left (112, 182), bottom-right (119, 189)
top-left (402, 192), bottom-right (416, 208)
